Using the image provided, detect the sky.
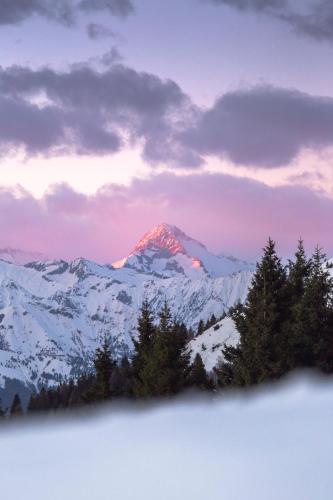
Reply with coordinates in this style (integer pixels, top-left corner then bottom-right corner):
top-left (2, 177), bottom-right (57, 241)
top-left (0, 0), bottom-right (332, 262)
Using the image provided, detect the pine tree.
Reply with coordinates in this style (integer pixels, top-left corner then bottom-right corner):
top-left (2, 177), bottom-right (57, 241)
top-left (197, 319), bottom-right (205, 336)
top-left (224, 238), bottom-right (289, 385)
top-left (92, 337), bottom-right (115, 400)
top-left (110, 357), bottom-right (133, 398)
top-left (10, 394), bottom-right (23, 417)
top-left (0, 398), bottom-right (5, 419)
top-left (285, 240), bottom-right (313, 369)
top-left (137, 301), bottom-right (173, 397)
top-left (291, 247), bottom-right (333, 370)
top-left (288, 240), bottom-right (312, 301)
top-left (132, 299), bottom-right (156, 397)
top-left (134, 301), bottom-right (190, 398)
top-left (187, 353), bottom-right (212, 390)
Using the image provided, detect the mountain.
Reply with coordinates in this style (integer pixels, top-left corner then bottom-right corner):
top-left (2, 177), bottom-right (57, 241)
top-left (186, 317), bottom-right (239, 372)
top-left (0, 247), bottom-right (47, 265)
top-left (0, 224), bottom-right (253, 407)
top-left (113, 223), bottom-right (253, 278)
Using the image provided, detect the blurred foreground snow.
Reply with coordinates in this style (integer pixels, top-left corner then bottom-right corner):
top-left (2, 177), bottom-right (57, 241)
top-left (1, 376), bottom-right (332, 500)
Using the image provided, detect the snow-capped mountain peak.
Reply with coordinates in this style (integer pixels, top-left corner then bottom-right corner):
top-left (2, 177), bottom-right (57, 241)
top-left (113, 223), bottom-right (254, 278)
top-left (133, 223), bottom-right (205, 256)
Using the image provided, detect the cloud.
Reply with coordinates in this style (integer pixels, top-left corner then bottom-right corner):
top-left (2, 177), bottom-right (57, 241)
top-left (277, 1), bottom-right (333, 42)
top-left (0, 173), bottom-right (331, 262)
top-left (99, 47), bottom-right (124, 65)
top-left (86, 22), bottom-right (117, 40)
top-left (78, 0), bottom-right (134, 18)
top-left (0, 63), bottom-right (197, 165)
top-left (0, 94), bottom-right (121, 157)
top-left (184, 85), bottom-right (333, 168)
top-left (2, 61), bottom-right (333, 168)
top-left (206, 0), bottom-right (333, 43)
top-left (206, 0), bottom-right (287, 12)
top-left (0, 0), bottom-right (133, 26)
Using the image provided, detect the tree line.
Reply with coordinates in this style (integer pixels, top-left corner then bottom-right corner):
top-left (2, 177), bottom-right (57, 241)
top-left (217, 239), bottom-right (333, 386)
top-left (3, 238), bottom-right (333, 417)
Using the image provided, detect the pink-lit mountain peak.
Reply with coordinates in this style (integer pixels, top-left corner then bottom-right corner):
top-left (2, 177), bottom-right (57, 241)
top-left (133, 223), bottom-right (206, 256)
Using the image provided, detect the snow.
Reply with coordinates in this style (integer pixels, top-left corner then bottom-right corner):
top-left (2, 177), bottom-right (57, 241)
top-left (0, 255), bottom-right (252, 394)
top-left (0, 376), bottom-right (332, 500)
top-left (0, 248), bottom-right (47, 265)
top-left (181, 237), bottom-right (253, 277)
top-left (0, 224), bottom-right (254, 395)
top-left (115, 222), bottom-right (254, 278)
top-left (187, 317), bottom-right (240, 372)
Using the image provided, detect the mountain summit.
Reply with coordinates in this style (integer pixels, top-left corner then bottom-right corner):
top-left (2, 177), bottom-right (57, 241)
top-left (113, 223), bottom-right (253, 278)
top-left (133, 223), bottom-right (204, 256)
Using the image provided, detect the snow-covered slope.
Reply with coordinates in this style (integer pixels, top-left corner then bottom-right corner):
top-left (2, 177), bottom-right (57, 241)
top-left (0, 224), bottom-right (252, 403)
top-left (187, 316), bottom-right (239, 372)
top-left (0, 248), bottom-right (47, 265)
top-left (1, 378), bottom-right (333, 500)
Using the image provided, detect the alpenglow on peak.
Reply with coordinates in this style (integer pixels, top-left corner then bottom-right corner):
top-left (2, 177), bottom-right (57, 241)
top-left (133, 223), bottom-right (205, 256)
top-left (113, 223), bottom-right (254, 278)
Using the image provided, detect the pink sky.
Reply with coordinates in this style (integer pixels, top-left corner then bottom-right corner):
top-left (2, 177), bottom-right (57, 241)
top-left (1, 0), bottom-right (333, 263)
top-left (1, 172), bottom-right (331, 262)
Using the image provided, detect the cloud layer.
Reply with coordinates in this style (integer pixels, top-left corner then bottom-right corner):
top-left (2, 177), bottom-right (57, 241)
top-left (184, 85), bottom-right (333, 167)
top-left (1, 62), bottom-right (333, 168)
top-left (0, 63), bottom-right (197, 165)
top-left (1, 173), bottom-right (331, 262)
top-left (0, 0), bottom-right (133, 26)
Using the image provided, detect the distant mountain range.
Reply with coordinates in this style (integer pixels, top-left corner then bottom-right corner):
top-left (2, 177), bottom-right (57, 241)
top-left (0, 223), bottom-right (254, 407)
top-left (0, 247), bottom-right (47, 266)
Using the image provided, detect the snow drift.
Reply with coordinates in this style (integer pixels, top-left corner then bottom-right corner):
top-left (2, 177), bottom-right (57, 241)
top-left (0, 376), bottom-right (332, 500)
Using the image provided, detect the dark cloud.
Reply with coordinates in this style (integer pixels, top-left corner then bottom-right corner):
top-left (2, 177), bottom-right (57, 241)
top-left (99, 47), bottom-right (124, 65)
top-left (1, 62), bottom-right (333, 168)
top-left (0, 0), bottom-right (133, 26)
top-left (0, 0), bottom-right (74, 26)
top-left (277, 1), bottom-right (333, 42)
top-left (207, 0), bottom-right (287, 12)
top-left (86, 22), bottom-right (116, 39)
top-left (0, 94), bottom-right (121, 157)
top-left (206, 0), bottom-right (333, 43)
top-left (0, 95), bottom-right (64, 155)
top-left (183, 85), bottom-right (333, 167)
top-left (0, 63), bottom-right (195, 165)
top-left (78, 0), bottom-right (133, 18)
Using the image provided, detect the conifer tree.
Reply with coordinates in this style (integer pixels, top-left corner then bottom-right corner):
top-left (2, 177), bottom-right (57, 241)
top-left (137, 301), bottom-right (173, 397)
top-left (223, 238), bottom-right (289, 385)
top-left (0, 398), bottom-right (5, 419)
top-left (132, 299), bottom-right (156, 397)
top-left (288, 240), bottom-right (312, 301)
top-left (291, 247), bottom-right (333, 370)
top-left (197, 319), bottom-right (205, 336)
top-left (285, 240), bottom-right (313, 369)
top-left (110, 356), bottom-right (133, 398)
top-left (134, 301), bottom-right (190, 397)
top-left (10, 394), bottom-right (23, 417)
top-left (92, 337), bottom-right (115, 400)
top-left (187, 353), bottom-right (212, 390)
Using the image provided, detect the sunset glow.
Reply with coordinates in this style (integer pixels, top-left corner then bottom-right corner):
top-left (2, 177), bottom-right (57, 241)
top-left (0, 0), bottom-right (332, 260)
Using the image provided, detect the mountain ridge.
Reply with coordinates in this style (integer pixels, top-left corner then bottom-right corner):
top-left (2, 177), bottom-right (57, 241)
top-left (0, 223), bottom-right (254, 407)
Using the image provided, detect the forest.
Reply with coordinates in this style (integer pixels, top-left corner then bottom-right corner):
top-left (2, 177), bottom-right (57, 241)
top-left (3, 239), bottom-right (333, 417)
